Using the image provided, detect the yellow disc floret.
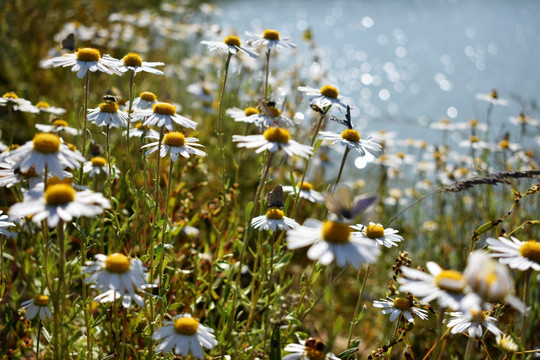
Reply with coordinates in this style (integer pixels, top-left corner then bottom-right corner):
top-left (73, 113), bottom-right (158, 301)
top-left (498, 139), bottom-right (510, 149)
top-left (263, 127), bottom-right (290, 143)
top-left (490, 90), bottom-right (498, 99)
top-left (174, 316), bottom-right (199, 335)
top-left (296, 181), bottom-right (313, 191)
top-left (320, 85), bottom-right (339, 99)
top-left (99, 102), bottom-right (119, 113)
top-left (36, 101), bottom-right (50, 109)
top-left (263, 29), bottom-right (280, 40)
top-left (519, 240), bottom-right (540, 262)
top-left (153, 102), bottom-right (176, 116)
top-left (123, 52), bottom-right (143, 67)
top-left (140, 91), bottom-right (157, 102)
top-left (33, 294), bottom-right (50, 306)
top-left (163, 131), bottom-right (186, 147)
top-left (434, 269), bottom-right (465, 293)
top-left (322, 221), bottom-right (351, 244)
top-left (91, 157), bottom-right (107, 167)
top-left (52, 120), bottom-right (69, 127)
top-left (45, 183), bottom-right (76, 205)
top-left (76, 47), bottom-right (101, 62)
top-left (105, 253), bottom-right (131, 273)
top-left (469, 135), bottom-right (480, 143)
top-left (341, 129), bottom-right (360, 142)
top-left (393, 298), bottom-right (411, 311)
top-left (3, 92), bottom-right (18, 99)
top-left (244, 106), bottom-right (259, 116)
top-left (365, 223), bottom-right (384, 239)
top-left (224, 35), bottom-right (241, 47)
top-left (468, 118), bottom-right (479, 127)
top-left (266, 208), bottom-right (284, 219)
top-left (33, 133), bottom-right (61, 154)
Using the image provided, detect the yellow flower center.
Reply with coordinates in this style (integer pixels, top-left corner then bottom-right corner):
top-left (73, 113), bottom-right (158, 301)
top-left (153, 102), bottom-right (176, 115)
top-left (224, 35), bottom-right (241, 47)
top-left (490, 90), bottom-right (498, 99)
top-left (33, 133), bottom-right (61, 154)
top-left (322, 221), bottom-right (351, 244)
top-left (419, 141), bottom-right (428, 148)
top-left (44, 183), bottom-right (76, 205)
top-left (174, 316), bottom-right (199, 335)
top-left (469, 309), bottom-right (486, 322)
top-left (91, 157), bottom-right (107, 167)
top-left (393, 298), bottom-right (411, 311)
top-left (263, 127), bottom-right (290, 143)
top-left (365, 223), bottom-right (384, 239)
top-left (468, 118), bottom-right (479, 127)
top-left (163, 131), bottom-right (186, 147)
top-left (105, 253), bottom-right (131, 273)
top-left (434, 270), bottom-right (465, 293)
top-left (266, 208), bottom-right (284, 219)
top-left (519, 113), bottom-right (526, 123)
top-left (36, 101), bottom-right (50, 109)
top-left (320, 85), bottom-right (339, 99)
top-left (76, 47), bottom-right (101, 62)
top-left (123, 52), bottom-right (142, 67)
top-left (296, 181), bottom-right (313, 191)
top-left (68, 143), bottom-right (77, 152)
top-left (396, 152), bottom-right (405, 159)
top-left (244, 106), bottom-right (259, 116)
top-left (305, 338), bottom-right (326, 360)
top-left (140, 92), bottom-right (157, 102)
top-left (499, 139), bottom-right (509, 149)
top-left (263, 29), bottom-right (280, 40)
top-left (457, 167), bottom-right (469, 175)
top-left (267, 106), bottom-right (281, 117)
top-left (46, 177), bottom-right (72, 187)
top-left (135, 123), bottom-right (150, 130)
top-left (33, 294), bottom-right (50, 306)
top-left (341, 129), bottom-right (360, 142)
top-left (52, 120), bottom-right (69, 127)
top-left (99, 102), bottom-right (119, 113)
top-left (2, 92), bottom-right (18, 99)
top-left (469, 136), bottom-right (480, 143)
top-left (519, 240), bottom-right (540, 262)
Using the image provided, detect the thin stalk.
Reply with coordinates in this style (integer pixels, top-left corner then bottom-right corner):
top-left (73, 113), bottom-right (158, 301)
top-left (82, 72), bottom-right (90, 159)
top-left (157, 159), bottom-right (174, 310)
top-left (464, 336), bottom-right (476, 360)
top-left (112, 292), bottom-right (119, 357)
top-left (36, 319), bottom-right (42, 359)
top-left (346, 264), bottom-right (370, 348)
top-left (126, 72), bottom-right (135, 167)
top-left (81, 232), bottom-right (92, 360)
top-left (106, 124), bottom-right (112, 201)
top-left (521, 269), bottom-right (531, 349)
top-left (326, 263), bottom-right (335, 343)
top-left (57, 220), bottom-right (66, 360)
top-left (8, 104), bottom-right (13, 147)
top-left (0, 236), bottom-right (4, 297)
top-left (121, 308), bottom-right (127, 360)
top-left (333, 147), bottom-right (351, 190)
top-left (263, 49), bottom-right (271, 99)
top-left (217, 53), bottom-right (233, 208)
top-left (387, 317), bottom-right (401, 359)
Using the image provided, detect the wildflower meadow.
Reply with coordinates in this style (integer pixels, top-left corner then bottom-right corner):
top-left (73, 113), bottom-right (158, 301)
top-left (1, 1), bottom-right (539, 359)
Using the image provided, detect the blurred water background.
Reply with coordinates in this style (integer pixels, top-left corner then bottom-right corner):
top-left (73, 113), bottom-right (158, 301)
top-left (218, 0), bottom-right (540, 147)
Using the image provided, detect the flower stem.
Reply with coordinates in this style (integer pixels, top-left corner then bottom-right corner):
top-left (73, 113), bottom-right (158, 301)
top-left (126, 72), bottom-right (135, 167)
top-left (217, 53), bottom-right (233, 209)
top-left (334, 147), bottom-right (351, 190)
top-left (464, 336), bottom-right (477, 360)
top-left (347, 264), bottom-right (370, 348)
top-left (263, 49), bottom-right (272, 99)
top-left (82, 72), bottom-right (90, 159)
top-left (56, 220), bottom-right (66, 360)
top-left (36, 320), bottom-right (42, 359)
top-left (8, 104), bottom-right (13, 147)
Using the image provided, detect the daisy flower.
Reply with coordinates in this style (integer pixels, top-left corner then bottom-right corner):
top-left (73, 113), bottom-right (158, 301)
top-left (445, 308), bottom-right (503, 338)
top-left (152, 313), bottom-right (218, 359)
top-left (282, 181), bottom-right (324, 203)
top-left (399, 261), bottom-right (466, 310)
top-left (496, 333), bottom-right (519, 354)
top-left (458, 135), bottom-right (490, 150)
top-left (509, 112), bottom-right (539, 127)
top-left (119, 52), bottom-right (164, 75)
top-left (429, 118), bottom-right (456, 131)
top-left (251, 208), bottom-right (299, 231)
top-left (131, 102), bottom-right (197, 130)
top-left (476, 89), bottom-right (509, 106)
top-left (201, 35), bottom-right (258, 58)
top-left (298, 85), bottom-right (348, 109)
top-left (283, 338), bottom-right (340, 360)
top-left (245, 29), bottom-right (296, 50)
top-left (122, 122), bottom-right (159, 138)
top-left (20, 295), bottom-right (53, 321)
top-left (83, 156), bottom-right (120, 179)
top-left (35, 119), bottom-right (80, 135)
top-left (351, 222), bottom-right (403, 248)
top-left (142, 131), bottom-right (206, 161)
top-left (487, 236), bottom-right (540, 271)
top-left (286, 219), bottom-right (380, 269)
top-left (0, 160), bottom-right (41, 188)
top-left (82, 253), bottom-right (151, 308)
top-left (373, 296), bottom-right (429, 323)
top-left (35, 101), bottom-right (66, 116)
top-left (5, 133), bottom-right (84, 179)
top-left (319, 128), bottom-right (381, 159)
top-left (88, 101), bottom-right (129, 128)
top-left (252, 104), bottom-right (295, 129)
top-left (132, 91), bottom-right (158, 110)
top-left (232, 127), bottom-right (313, 158)
top-left (0, 92), bottom-right (38, 113)
top-left (41, 47), bottom-right (122, 78)
top-left (9, 182), bottom-right (110, 227)
top-left (0, 210), bottom-right (15, 236)
top-left (226, 106), bottom-right (260, 124)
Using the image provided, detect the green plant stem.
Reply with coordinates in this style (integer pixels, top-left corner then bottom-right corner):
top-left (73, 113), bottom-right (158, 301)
top-left (126, 71), bottom-right (135, 167)
top-left (106, 124), bottom-right (112, 201)
top-left (388, 317), bottom-right (401, 359)
top-left (157, 159), bottom-right (174, 317)
top-left (57, 220), bottom-right (66, 360)
top-left (217, 53), bottom-right (233, 209)
top-left (82, 72), bottom-right (90, 159)
top-left (81, 232), bottom-right (92, 360)
top-left (8, 104), bottom-right (13, 147)
top-left (346, 264), bottom-right (370, 348)
top-left (333, 147), bottom-right (350, 190)
top-left (521, 269), bottom-right (531, 350)
top-left (263, 49), bottom-right (271, 99)
top-left (36, 319), bottom-right (42, 359)
top-left (464, 336), bottom-right (476, 360)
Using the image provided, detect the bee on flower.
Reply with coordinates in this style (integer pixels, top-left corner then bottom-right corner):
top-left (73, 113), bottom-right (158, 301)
top-left (475, 89), bottom-right (509, 106)
top-left (42, 47), bottom-right (123, 78)
top-left (201, 34), bottom-right (258, 58)
top-left (88, 100), bottom-right (129, 128)
top-left (152, 313), bottom-right (218, 359)
top-left (373, 296), bottom-right (429, 323)
top-left (20, 294), bottom-right (53, 321)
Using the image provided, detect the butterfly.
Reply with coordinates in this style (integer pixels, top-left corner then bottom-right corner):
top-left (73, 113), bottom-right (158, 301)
top-left (325, 186), bottom-right (378, 220)
top-left (61, 33), bottom-right (75, 52)
top-left (330, 105), bottom-right (353, 129)
top-left (266, 185), bottom-right (284, 208)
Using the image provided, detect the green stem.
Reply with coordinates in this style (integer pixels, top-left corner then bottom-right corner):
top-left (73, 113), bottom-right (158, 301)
top-left (264, 49), bottom-right (271, 99)
top-left (217, 53), bottom-right (233, 209)
top-left (36, 319), bottom-right (42, 359)
top-left (57, 220), bottom-right (66, 360)
top-left (346, 264), bottom-right (370, 348)
top-left (82, 72), bottom-right (90, 159)
top-left (464, 336), bottom-right (476, 360)
top-left (521, 270), bottom-right (531, 350)
top-left (334, 147), bottom-right (350, 190)
top-left (8, 104), bottom-right (13, 147)
top-left (126, 72), bottom-right (135, 167)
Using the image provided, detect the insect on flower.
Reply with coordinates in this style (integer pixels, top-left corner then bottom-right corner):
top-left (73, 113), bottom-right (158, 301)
top-left (266, 185), bottom-right (284, 208)
top-left (325, 186), bottom-right (378, 221)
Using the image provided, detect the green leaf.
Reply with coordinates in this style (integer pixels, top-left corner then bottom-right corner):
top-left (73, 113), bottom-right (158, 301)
top-left (354, 305), bottom-right (367, 324)
top-left (245, 201), bottom-right (253, 223)
top-left (337, 340), bottom-right (360, 359)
